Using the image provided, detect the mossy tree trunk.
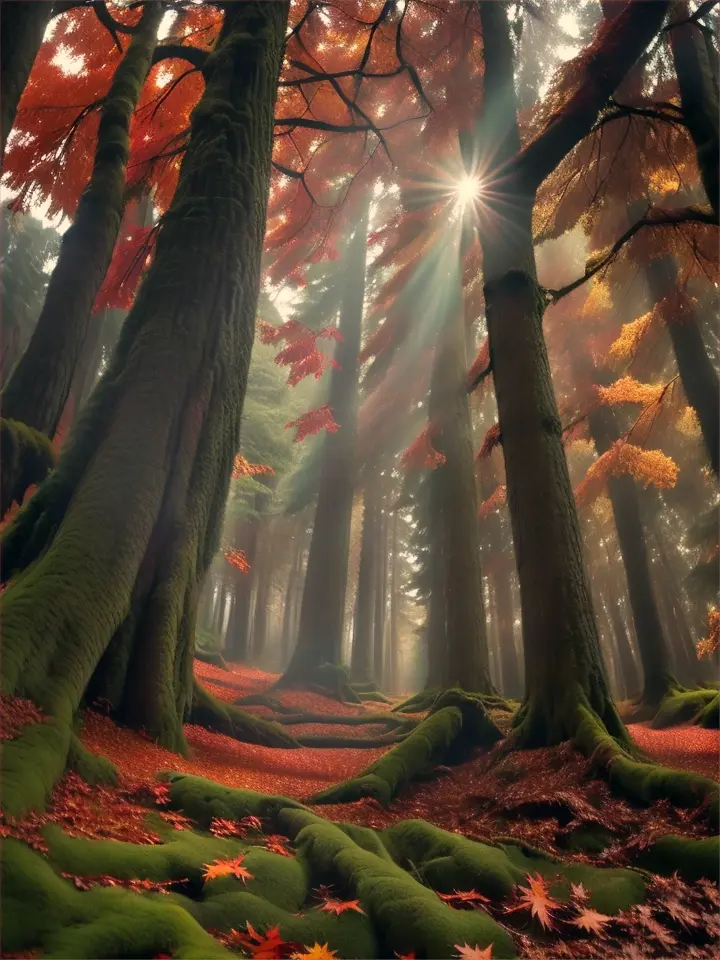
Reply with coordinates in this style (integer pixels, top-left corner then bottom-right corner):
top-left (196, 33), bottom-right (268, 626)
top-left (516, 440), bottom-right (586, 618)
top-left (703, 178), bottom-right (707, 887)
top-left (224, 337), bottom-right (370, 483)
top-left (473, 1), bottom-right (669, 745)
top-left (351, 475), bottom-right (379, 683)
top-left (2, 3), bottom-right (163, 439)
top-left (280, 197), bottom-right (370, 685)
top-left (428, 285), bottom-right (493, 693)
top-left (1, 1), bottom-right (290, 812)
top-left (0, 1), bottom-right (53, 159)
top-left (669, 1), bottom-right (719, 217)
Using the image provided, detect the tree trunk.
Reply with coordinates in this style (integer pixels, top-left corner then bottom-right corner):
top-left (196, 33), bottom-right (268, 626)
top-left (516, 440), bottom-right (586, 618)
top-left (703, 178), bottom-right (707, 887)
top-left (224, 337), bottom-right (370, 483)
top-left (669, 1), bottom-right (719, 216)
top-left (645, 255), bottom-right (719, 475)
top-left (576, 354), bottom-right (675, 706)
top-left (1, 1), bottom-right (53, 160)
top-left (280, 196), bottom-right (370, 684)
top-left (280, 523), bottom-right (303, 666)
top-left (1, 2), bottom-right (290, 815)
top-left (493, 553), bottom-right (522, 699)
top-left (474, 1), bottom-right (639, 746)
top-left (1, 2), bottom-right (163, 438)
top-left (388, 509), bottom-right (400, 695)
top-left (373, 481), bottom-right (388, 689)
top-left (351, 477), bottom-right (378, 683)
top-left (428, 276), bottom-right (493, 693)
top-left (225, 519), bottom-right (259, 662)
top-left (251, 521), bottom-right (276, 662)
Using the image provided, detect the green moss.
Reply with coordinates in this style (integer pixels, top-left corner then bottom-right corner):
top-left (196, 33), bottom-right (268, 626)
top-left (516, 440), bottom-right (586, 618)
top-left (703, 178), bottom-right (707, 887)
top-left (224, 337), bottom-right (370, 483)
top-left (699, 692), bottom-right (719, 728)
top-left (381, 819), bottom-right (646, 916)
top-left (2, 838), bottom-right (234, 959)
top-left (165, 772), bottom-right (308, 829)
top-left (1, 720), bottom-right (72, 817)
top-left (633, 834), bottom-right (720, 882)
top-left (651, 688), bottom-right (718, 729)
top-left (309, 706), bottom-right (464, 806)
top-left (0, 418), bottom-right (56, 519)
top-left (67, 732), bottom-right (118, 786)
top-left (190, 682), bottom-right (300, 748)
top-left (279, 808), bottom-right (517, 959)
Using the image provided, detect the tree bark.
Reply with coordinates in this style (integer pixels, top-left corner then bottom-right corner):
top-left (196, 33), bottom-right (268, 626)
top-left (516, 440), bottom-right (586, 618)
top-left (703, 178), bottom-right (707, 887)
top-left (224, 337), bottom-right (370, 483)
top-left (388, 509), bottom-right (400, 695)
top-left (373, 480), bottom-right (388, 689)
top-left (251, 520), bottom-right (277, 662)
top-left (428, 274), bottom-right (493, 693)
top-left (644, 255), bottom-right (719, 475)
top-left (472, 1), bottom-right (668, 745)
top-left (225, 518), bottom-right (259, 662)
top-left (351, 476), bottom-right (378, 683)
top-left (2, 2), bottom-right (163, 438)
top-left (280, 196), bottom-right (370, 684)
top-left (280, 522), bottom-right (304, 666)
top-left (1, 2), bottom-right (290, 813)
top-left (1, 1), bottom-right (53, 160)
top-left (669, 1), bottom-right (719, 216)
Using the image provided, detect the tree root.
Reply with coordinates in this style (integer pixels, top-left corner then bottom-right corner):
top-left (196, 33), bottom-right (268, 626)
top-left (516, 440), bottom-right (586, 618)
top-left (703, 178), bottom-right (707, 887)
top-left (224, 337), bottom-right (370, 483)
top-left (308, 692), bottom-right (503, 807)
top-left (650, 687), bottom-right (719, 729)
top-left (393, 687), bottom-right (514, 715)
top-left (574, 702), bottom-right (719, 826)
top-left (272, 711), bottom-right (417, 731)
top-left (0, 418), bottom-right (56, 521)
top-left (67, 732), bottom-right (118, 787)
top-left (190, 683), bottom-right (299, 749)
top-left (194, 650), bottom-right (230, 671)
top-left (232, 693), bottom-right (299, 713)
top-left (273, 663), bottom-right (362, 704)
top-left (294, 732), bottom-right (407, 749)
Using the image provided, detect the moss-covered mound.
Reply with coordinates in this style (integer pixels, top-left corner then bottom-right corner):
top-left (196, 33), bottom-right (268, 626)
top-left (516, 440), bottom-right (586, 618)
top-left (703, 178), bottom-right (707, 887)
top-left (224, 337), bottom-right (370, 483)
top-left (4, 770), bottom-right (718, 960)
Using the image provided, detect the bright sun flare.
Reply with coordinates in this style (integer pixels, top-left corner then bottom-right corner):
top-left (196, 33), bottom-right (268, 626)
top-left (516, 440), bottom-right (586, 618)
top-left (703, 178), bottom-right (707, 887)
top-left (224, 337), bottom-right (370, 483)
top-left (454, 175), bottom-right (483, 207)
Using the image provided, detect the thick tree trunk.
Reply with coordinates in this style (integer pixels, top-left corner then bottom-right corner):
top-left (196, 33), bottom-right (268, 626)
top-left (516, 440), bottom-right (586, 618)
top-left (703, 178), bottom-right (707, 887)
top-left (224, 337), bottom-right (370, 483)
top-left (1, 2), bottom-right (290, 815)
top-left (493, 554), bottom-right (522, 699)
top-left (280, 197), bottom-right (370, 684)
top-left (669, 1), bottom-right (719, 216)
top-left (1, 1), bottom-right (53, 159)
top-left (1, 3), bottom-right (163, 438)
top-left (644, 255), bottom-right (719, 475)
top-left (351, 477), bottom-right (378, 683)
top-left (428, 285), bottom-right (493, 693)
top-left (474, 1), bottom-right (642, 745)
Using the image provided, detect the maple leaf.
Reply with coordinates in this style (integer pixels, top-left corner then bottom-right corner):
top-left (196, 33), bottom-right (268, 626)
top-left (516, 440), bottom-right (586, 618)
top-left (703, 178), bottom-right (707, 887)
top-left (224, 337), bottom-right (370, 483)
top-left (286, 405), bottom-right (340, 443)
top-left (227, 922), bottom-right (297, 959)
top-left (209, 817), bottom-right (246, 839)
top-left (571, 907), bottom-right (611, 936)
top-left (505, 873), bottom-right (559, 930)
top-left (290, 944), bottom-right (339, 960)
top-left (319, 898), bottom-right (365, 916)
top-left (454, 943), bottom-right (493, 960)
top-left (237, 814), bottom-right (263, 832)
top-left (394, 953), bottom-right (416, 959)
top-left (569, 882), bottom-right (590, 903)
top-left (658, 895), bottom-right (702, 930)
top-left (202, 855), bottom-right (253, 884)
top-left (399, 423), bottom-right (446, 471)
top-left (438, 888), bottom-right (491, 908)
top-left (264, 834), bottom-right (294, 857)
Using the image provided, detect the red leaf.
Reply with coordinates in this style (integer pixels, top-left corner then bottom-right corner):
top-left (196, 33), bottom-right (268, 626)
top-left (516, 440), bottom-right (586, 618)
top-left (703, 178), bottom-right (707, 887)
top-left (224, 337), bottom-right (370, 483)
top-left (438, 888), bottom-right (491, 908)
top-left (455, 944), bottom-right (493, 960)
top-left (571, 907), bottom-right (612, 936)
top-left (319, 898), bottom-right (365, 916)
top-left (505, 873), bottom-right (559, 930)
top-left (202, 854), bottom-right (253, 884)
top-left (285, 405), bottom-right (340, 443)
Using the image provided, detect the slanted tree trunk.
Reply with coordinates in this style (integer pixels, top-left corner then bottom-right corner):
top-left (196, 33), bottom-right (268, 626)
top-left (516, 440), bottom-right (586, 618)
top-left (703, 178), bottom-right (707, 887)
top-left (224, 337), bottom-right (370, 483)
top-left (1, 1), bottom-right (53, 159)
top-left (669, 1), bottom-right (719, 216)
top-left (1, 2), bottom-right (291, 816)
top-left (2, 2), bottom-right (163, 440)
top-left (472, 1), bottom-right (669, 746)
top-left (351, 476), bottom-right (378, 683)
top-left (280, 197), bottom-right (370, 685)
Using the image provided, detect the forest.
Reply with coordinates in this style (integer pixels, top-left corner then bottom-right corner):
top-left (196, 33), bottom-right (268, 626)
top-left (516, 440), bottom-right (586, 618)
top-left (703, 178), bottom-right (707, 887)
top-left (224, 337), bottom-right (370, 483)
top-left (0, 0), bottom-right (718, 957)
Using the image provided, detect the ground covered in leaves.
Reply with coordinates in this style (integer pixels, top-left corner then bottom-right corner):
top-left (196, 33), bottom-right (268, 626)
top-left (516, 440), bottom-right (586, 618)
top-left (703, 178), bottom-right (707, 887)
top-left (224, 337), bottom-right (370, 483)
top-left (1, 662), bottom-right (718, 959)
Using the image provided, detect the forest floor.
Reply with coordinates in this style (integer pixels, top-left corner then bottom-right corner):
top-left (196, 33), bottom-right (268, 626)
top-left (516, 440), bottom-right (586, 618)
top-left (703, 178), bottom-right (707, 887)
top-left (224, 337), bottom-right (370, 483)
top-left (2, 661), bottom-right (719, 959)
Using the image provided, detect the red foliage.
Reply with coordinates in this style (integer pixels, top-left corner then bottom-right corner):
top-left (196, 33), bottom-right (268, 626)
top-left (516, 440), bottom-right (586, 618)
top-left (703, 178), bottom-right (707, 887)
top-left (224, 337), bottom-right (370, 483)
top-left (0, 694), bottom-right (47, 741)
top-left (285, 404), bottom-right (340, 442)
top-left (93, 224), bottom-right (156, 313)
top-left (232, 454), bottom-right (275, 480)
top-left (202, 854), bottom-right (253, 884)
top-left (261, 320), bottom-right (342, 387)
top-left (221, 922), bottom-right (301, 959)
top-left (478, 423), bottom-right (502, 459)
top-left (224, 547), bottom-right (250, 573)
top-left (399, 423), bottom-right (446, 471)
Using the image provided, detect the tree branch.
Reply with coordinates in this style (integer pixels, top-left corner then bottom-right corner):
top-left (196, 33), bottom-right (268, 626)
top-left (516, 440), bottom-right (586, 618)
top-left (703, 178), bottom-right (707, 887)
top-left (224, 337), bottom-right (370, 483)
top-left (93, 1), bottom-right (139, 51)
top-left (467, 362), bottom-right (493, 394)
top-left (514, 2), bottom-right (671, 193)
top-left (546, 205), bottom-right (717, 302)
top-left (152, 44), bottom-right (208, 71)
top-left (591, 99), bottom-right (689, 132)
top-left (661, 0), bottom-right (718, 33)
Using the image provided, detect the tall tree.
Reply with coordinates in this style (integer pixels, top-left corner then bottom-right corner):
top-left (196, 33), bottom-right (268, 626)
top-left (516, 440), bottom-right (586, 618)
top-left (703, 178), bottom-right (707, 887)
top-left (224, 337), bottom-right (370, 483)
top-left (471, 1), bottom-right (670, 745)
top-left (280, 196), bottom-right (370, 687)
top-left (2, 1), bottom-right (163, 443)
top-left (350, 473), bottom-right (379, 684)
top-left (1, 1), bottom-right (292, 817)
top-left (0, 1), bottom-right (54, 158)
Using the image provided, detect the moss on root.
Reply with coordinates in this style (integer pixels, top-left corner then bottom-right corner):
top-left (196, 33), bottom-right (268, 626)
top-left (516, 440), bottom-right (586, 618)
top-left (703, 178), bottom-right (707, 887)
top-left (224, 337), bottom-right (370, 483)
top-left (194, 650), bottom-right (230, 671)
top-left (0, 418), bottom-right (56, 519)
top-left (633, 833), bottom-right (720, 883)
top-left (67, 732), bottom-right (118, 787)
top-left (164, 772), bottom-right (309, 829)
top-left (309, 694), bottom-right (502, 807)
top-left (274, 663), bottom-right (362, 704)
top-left (650, 687), bottom-right (719, 729)
top-left (574, 702), bottom-right (719, 825)
top-left (190, 682), bottom-right (300, 748)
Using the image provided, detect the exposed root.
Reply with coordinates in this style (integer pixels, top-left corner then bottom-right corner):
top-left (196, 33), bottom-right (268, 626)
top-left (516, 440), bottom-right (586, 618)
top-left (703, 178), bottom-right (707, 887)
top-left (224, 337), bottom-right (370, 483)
top-left (309, 692), bottom-right (503, 807)
top-left (651, 687), bottom-right (719, 729)
top-left (272, 712), bottom-right (417, 731)
top-left (233, 693), bottom-right (298, 713)
top-left (67, 732), bottom-right (118, 787)
top-left (193, 650), bottom-right (230, 671)
top-left (190, 683), bottom-right (299, 749)
top-left (699, 693), bottom-right (720, 729)
top-left (294, 732), bottom-right (406, 749)
top-left (393, 687), bottom-right (514, 715)
top-left (0, 418), bottom-right (56, 521)
top-left (273, 663), bottom-right (362, 704)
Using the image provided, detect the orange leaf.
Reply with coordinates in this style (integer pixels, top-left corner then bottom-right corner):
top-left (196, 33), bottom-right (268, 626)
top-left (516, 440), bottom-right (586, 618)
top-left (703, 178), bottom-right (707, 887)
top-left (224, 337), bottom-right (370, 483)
top-left (202, 854), bottom-right (253, 884)
top-left (290, 944), bottom-right (339, 960)
top-left (505, 873), bottom-right (559, 930)
top-left (455, 944), bottom-right (493, 960)
top-left (319, 898), bottom-right (365, 916)
top-left (571, 907), bottom-right (612, 936)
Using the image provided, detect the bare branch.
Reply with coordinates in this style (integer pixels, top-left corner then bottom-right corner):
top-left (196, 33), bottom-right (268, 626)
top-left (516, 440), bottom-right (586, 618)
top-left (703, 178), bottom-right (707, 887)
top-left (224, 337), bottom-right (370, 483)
top-left (93, 1), bottom-right (138, 51)
top-left (546, 205), bottom-right (717, 302)
top-left (467, 362), bottom-right (492, 394)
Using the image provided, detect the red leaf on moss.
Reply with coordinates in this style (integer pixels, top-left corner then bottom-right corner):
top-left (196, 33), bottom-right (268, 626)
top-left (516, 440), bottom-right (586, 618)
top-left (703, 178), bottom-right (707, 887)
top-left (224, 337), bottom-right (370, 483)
top-left (319, 897), bottom-right (365, 916)
top-left (455, 944), bottom-right (493, 960)
top-left (505, 873), bottom-right (559, 930)
top-left (571, 907), bottom-right (612, 935)
top-left (438, 888), bottom-right (491, 908)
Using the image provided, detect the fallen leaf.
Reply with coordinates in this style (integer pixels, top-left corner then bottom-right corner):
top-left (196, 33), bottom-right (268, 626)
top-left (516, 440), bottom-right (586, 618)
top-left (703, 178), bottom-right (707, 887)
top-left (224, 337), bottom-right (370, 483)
top-left (571, 907), bottom-right (612, 936)
top-left (455, 943), bottom-right (493, 960)
top-left (505, 873), bottom-right (559, 930)
top-left (438, 888), bottom-right (491, 908)
top-left (319, 898), bottom-right (365, 916)
top-left (202, 854), bottom-right (253, 884)
top-left (290, 944), bottom-right (339, 960)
